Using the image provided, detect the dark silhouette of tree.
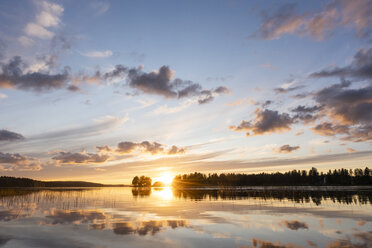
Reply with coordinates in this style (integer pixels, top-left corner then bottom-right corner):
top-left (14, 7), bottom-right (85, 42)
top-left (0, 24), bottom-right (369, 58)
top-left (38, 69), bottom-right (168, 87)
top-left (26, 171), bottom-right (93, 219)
top-left (152, 181), bottom-right (165, 187)
top-left (0, 176), bottom-right (104, 187)
top-left (132, 176), bottom-right (139, 186)
top-left (132, 175), bottom-right (152, 187)
top-left (172, 167), bottom-right (371, 187)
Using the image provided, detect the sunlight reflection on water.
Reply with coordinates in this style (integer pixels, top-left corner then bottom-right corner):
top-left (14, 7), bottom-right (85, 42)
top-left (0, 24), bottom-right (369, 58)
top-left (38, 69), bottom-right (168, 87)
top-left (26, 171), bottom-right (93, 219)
top-left (153, 187), bottom-right (173, 201)
top-left (0, 187), bottom-right (370, 248)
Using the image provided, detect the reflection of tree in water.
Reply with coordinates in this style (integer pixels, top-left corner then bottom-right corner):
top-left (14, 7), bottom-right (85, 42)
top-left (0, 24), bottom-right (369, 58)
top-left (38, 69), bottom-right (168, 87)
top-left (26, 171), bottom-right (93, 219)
top-left (131, 187), bottom-right (151, 198)
top-left (0, 188), bottom-right (105, 210)
top-left (172, 188), bottom-right (372, 205)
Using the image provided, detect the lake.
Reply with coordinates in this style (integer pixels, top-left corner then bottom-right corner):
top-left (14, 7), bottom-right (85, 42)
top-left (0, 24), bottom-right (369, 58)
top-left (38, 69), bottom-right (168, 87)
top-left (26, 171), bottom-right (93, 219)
top-left (0, 187), bottom-right (371, 248)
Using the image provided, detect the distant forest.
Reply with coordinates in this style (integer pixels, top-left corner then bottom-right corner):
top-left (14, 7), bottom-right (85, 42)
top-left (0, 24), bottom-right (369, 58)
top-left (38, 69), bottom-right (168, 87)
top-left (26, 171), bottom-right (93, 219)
top-left (0, 176), bottom-right (106, 187)
top-left (172, 167), bottom-right (372, 187)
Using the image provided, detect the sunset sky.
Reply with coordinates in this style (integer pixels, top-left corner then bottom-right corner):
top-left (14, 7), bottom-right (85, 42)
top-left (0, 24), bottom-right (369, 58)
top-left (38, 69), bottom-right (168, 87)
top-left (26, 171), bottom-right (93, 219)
top-left (0, 0), bottom-right (371, 184)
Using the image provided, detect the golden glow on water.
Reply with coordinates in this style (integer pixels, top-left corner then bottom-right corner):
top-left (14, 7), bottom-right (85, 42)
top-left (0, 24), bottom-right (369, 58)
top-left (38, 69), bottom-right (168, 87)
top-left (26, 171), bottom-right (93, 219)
top-left (153, 187), bottom-right (173, 200)
top-left (0, 187), bottom-right (371, 248)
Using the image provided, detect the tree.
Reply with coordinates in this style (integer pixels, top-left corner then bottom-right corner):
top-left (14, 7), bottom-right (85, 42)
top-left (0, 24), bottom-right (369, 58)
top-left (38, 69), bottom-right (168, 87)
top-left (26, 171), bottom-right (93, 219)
top-left (132, 176), bottom-right (139, 186)
top-left (132, 175), bottom-right (152, 187)
top-left (153, 181), bottom-right (165, 187)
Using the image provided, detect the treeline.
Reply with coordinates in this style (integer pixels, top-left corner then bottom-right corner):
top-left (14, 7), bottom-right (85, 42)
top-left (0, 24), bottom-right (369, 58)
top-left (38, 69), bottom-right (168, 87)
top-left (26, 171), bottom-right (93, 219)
top-left (0, 176), bottom-right (104, 187)
top-left (172, 167), bottom-right (372, 187)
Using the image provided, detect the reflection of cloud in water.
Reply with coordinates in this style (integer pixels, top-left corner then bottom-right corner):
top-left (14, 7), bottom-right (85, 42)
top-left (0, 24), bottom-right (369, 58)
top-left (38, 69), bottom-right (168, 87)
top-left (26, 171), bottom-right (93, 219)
top-left (0, 210), bottom-right (26, 221)
top-left (357, 220), bottom-right (366, 226)
top-left (0, 188), bottom-right (370, 248)
top-left (353, 231), bottom-right (372, 246)
top-left (46, 210), bottom-right (106, 224)
top-left (113, 220), bottom-right (187, 236)
top-left (0, 235), bottom-right (11, 246)
top-left (242, 232), bottom-right (372, 248)
top-left (245, 238), bottom-right (300, 248)
top-left (43, 209), bottom-right (188, 237)
top-left (280, 220), bottom-right (309, 230)
top-left (89, 223), bottom-right (106, 230)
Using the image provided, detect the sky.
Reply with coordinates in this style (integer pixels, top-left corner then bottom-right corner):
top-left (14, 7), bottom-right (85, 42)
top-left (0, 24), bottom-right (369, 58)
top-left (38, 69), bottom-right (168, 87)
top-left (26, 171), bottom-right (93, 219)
top-left (0, 0), bottom-right (371, 184)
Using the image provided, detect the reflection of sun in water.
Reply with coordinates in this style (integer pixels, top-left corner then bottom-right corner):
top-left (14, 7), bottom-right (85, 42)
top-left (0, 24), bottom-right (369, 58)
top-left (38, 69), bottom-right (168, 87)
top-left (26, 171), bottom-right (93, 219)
top-left (155, 172), bottom-right (174, 186)
top-left (156, 187), bottom-right (173, 200)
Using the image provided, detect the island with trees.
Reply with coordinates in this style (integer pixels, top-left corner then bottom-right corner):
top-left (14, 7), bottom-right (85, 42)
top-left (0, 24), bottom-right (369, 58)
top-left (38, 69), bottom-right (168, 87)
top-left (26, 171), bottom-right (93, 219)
top-left (0, 176), bottom-right (127, 187)
top-left (131, 176), bottom-right (152, 187)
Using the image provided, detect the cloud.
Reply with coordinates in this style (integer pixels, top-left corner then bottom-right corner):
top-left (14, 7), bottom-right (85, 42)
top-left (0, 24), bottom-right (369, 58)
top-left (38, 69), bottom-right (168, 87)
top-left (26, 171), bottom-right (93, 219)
top-left (280, 220), bottom-right (309, 230)
top-left (127, 66), bottom-right (182, 98)
top-left (346, 147), bottom-right (356, 153)
top-left (292, 105), bottom-right (323, 113)
top-left (197, 86), bottom-right (231, 104)
top-left (116, 141), bottom-right (139, 154)
top-left (276, 145), bottom-right (300, 154)
top-left (126, 66), bottom-right (229, 103)
top-left (152, 99), bottom-right (194, 115)
top-left (139, 141), bottom-right (165, 154)
top-left (116, 141), bottom-right (185, 155)
top-left (48, 139), bottom-right (185, 165)
top-left (0, 130), bottom-right (24, 142)
top-left (260, 63), bottom-right (278, 71)
top-left (82, 50), bottom-right (113, 58)
top-left (229, 108), bottom-right (295, 136)
top-left (22, 0), bottom-right (64, 41)
top-left (291, 105), bottom-right (323, 123)
top-left (306, 66), bottom-right (372, 143)
top-left (0, 93), bottom-right (7, 99)
top-left (52, 151), bottom-right (110, 164)
top-left (25, 23), bottom-right (54, 39)
top-left (252, 0), bottom-right (372, 40)
top-left (91, 1), bottom-right (110, 15)
top-left (82, 65), bottom-right (230, 103)
top-left (311, 47), bottom-right (372, 80)
top-left (340, 124), bottom-right (372, 143)
top-left (313, 80), bottom-right (372, 125)
top-left (30, 116), bottom-right (127, 142)
top-left (35, 1), bottom-right (64, 27)
top-left (295, 130), bottom-right (304, 136)
top-left (0, 56), bottom-right (72, 92)
top-left (0, 152), bottom-right (42, 171)
top-left (1, 57), bottom-right (228, 102)
top-left (274, 85), bottom-right (304, 94)
top-left (0, 39), bottom-right (5, 59)
top-left (18, 36), bottom-right (34, 47)
top-left (231, 77), bottom-right (371, 143)
top-left (96, 145), bottom-right (111, 152)
top-left (290, 93), bottom-right (310, 99)
top-left (312, 122), bottom-right (350, 136)
top-left (168, 145), bottom-right (185, 155)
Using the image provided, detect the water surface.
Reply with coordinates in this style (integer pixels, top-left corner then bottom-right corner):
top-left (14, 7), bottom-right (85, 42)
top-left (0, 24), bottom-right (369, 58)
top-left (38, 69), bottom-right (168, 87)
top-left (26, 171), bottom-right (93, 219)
top-left (0, 187), bottom-right (371, 248)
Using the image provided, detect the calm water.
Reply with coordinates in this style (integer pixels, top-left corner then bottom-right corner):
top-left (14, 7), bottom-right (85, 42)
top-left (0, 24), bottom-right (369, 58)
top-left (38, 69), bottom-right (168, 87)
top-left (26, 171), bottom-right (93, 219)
top-left (0, 187), bottom-right (371, 248)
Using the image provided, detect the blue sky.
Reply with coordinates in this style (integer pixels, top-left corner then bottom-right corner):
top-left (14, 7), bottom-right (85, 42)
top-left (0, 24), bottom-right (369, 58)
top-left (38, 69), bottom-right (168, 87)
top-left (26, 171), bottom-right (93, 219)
top-left (0, 0), bottom-right (371, 183)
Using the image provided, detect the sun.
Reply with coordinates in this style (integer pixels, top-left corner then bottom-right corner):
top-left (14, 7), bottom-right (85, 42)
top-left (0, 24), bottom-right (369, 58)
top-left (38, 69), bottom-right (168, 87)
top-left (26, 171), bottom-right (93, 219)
top-left (155, 172), bottom-right (174, 186)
